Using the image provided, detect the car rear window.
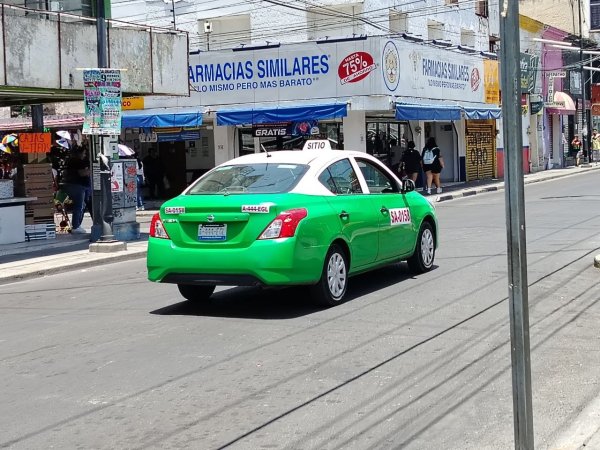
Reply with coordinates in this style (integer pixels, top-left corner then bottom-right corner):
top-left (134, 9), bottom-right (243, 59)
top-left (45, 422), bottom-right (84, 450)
top-left (187, 163), bottom-right (309, 194)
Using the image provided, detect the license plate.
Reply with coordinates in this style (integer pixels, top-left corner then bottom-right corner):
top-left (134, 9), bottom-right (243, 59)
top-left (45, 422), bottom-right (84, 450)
top-left (198, 224), bottom-right (227, 241)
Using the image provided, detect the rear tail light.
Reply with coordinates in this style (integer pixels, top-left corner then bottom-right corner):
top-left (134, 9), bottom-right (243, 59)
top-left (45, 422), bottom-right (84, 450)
top-left (150, 213), bottom-right (171, 239)
top-left (258, 208), bottom-right (308, 240)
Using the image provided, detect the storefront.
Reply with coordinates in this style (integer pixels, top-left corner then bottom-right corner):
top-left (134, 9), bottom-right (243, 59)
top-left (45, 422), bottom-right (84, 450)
top-left (140, 35), bottom-right (501, 186)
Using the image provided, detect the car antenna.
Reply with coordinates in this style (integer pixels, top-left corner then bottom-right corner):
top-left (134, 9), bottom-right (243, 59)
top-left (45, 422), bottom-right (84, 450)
top-left (261, 143), bottom-right (271, 157)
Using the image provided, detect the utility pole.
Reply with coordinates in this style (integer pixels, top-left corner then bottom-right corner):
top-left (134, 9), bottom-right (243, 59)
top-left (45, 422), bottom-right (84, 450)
top-left (170, 0), bottom-right (176, 29)
top-left (499, 2), bottom-right (535, 449)
top-left (92, 0), bottom-right (116, 243)
top-left (578, 0), bottom-right (589, 161)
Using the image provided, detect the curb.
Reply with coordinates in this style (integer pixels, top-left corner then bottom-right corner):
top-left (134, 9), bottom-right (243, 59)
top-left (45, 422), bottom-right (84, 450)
top-left (436, 186), bottom-right (499, 202)
top-left (0, 248), bottom-right (147, 285)
top-left (435, 166), bottom-right (600, 203)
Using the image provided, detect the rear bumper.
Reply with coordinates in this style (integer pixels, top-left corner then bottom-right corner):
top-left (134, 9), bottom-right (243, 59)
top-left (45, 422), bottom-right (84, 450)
top-left (147, 237), bottom-right (326, 286)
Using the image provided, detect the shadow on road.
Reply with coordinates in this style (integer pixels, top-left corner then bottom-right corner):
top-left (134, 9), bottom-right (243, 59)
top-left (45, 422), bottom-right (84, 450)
top-left (149, 262), bottom-right (424, 320)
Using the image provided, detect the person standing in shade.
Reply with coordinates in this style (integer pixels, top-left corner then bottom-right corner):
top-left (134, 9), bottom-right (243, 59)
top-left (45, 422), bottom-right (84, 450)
top-left (135, 153), bottom-right (145, 211)
top-left (142, 148), bottom-right (165, 199)
top-left (62, 146), bottom-right (90, 234)
top-left (400, 141), bottom-right (421, 182)
top-left (421, 137), bottom-right (444, 195)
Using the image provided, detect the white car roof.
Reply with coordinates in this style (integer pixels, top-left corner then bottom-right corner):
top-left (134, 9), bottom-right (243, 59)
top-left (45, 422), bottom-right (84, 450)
top-left (221, 149), bottom-right (379, 167)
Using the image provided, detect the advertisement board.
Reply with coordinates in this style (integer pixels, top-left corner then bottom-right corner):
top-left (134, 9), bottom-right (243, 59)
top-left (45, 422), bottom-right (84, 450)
top-left (186, 36), bottom-right (486, 107)
top-left (83, 69), bottom-right (123, 135)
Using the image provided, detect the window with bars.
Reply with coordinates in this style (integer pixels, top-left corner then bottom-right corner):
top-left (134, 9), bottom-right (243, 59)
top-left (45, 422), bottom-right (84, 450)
top-left (592, 0), bottom-right (600, 31)
top-left (475, 0), bottom-right (489, 17)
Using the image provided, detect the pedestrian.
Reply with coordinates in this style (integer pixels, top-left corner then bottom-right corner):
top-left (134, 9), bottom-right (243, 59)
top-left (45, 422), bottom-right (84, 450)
top-left (142, 148), bottom-right (165, 199)
top-left (571, 135), bottom-right (583, 166)
top-left (62, 146), bottom-right (90, 234)
top-left (400, 140), bottom-right (421, 183)
top-left (592, 129), bottom-right (600, 161)
top-left (421, 137), bottom-right (444, 195)
top-left (571, 135), bottom-right (582, 157)
top-left (135, 153), bottom-right (145, 211)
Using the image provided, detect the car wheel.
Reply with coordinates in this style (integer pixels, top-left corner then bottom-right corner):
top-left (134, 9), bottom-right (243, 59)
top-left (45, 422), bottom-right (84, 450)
top-left (310, 244), bottom-right (349, 307)
top-left (177, 284), bottom-right (216, 301)
top-left (407, 221), bottom-right (435, 273)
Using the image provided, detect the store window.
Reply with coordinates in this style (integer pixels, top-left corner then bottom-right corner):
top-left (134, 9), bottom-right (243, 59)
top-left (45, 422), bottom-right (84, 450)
top-left (365, 120), bottom-right (411, 170)
top-left (238, 122), bottom-right (344, 154)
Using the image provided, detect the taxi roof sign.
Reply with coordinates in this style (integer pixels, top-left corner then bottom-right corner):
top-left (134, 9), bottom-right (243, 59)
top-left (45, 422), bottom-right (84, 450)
top-left (302, 140), bottom-right (332, 151)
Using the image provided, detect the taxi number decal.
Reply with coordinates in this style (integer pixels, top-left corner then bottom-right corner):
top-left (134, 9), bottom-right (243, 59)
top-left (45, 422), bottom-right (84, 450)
top-left (242, 205), bottom-right (270, 213)
top-left (390, 208), bottom-right (412, 225)
top-left (165, 207), bottom-right (185, 214)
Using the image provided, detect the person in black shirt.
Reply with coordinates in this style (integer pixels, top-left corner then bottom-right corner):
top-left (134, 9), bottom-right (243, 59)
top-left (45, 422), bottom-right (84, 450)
top-left (400, 141), bottom-right (421, 182)
top-left (62, 146), bottom-right (90, 234)
top-left (142, 148), bottom-right (165, 199)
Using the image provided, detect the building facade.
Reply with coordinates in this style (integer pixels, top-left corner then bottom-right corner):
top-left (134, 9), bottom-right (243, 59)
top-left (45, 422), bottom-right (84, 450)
top-left (113, 0), bottom-right (503, 191)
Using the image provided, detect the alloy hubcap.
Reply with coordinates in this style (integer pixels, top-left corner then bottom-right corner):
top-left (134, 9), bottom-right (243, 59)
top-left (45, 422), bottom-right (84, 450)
top-left (421, 229), bottom-right (434, 267)
top-left (327, 252), bottom-right (347, 299)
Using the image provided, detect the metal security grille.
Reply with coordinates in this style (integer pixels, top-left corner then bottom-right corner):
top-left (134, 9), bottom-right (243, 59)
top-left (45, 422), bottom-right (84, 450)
top-left (465, 122), bottom-right (496, 181)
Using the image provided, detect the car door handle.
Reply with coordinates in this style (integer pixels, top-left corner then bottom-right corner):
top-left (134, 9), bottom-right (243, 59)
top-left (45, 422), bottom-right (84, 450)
top-left (380, 206), bottom-right (389, 214)
top-left (339, 211), bottom-right (349, 220)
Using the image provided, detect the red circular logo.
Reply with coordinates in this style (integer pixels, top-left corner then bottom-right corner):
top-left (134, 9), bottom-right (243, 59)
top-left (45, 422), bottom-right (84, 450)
top-left (338, 52), bottom-right (375, 84)
top-left (470, 68), bottom-right (481, 91)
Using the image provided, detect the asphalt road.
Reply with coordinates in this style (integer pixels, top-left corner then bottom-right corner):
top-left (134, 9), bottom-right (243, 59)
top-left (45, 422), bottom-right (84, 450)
top-left (1, 172), bottom-right (599, 450)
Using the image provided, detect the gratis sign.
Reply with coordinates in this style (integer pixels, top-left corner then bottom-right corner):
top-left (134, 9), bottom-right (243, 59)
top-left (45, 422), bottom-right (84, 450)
top-left (83, 69), bottom-right (122, 135)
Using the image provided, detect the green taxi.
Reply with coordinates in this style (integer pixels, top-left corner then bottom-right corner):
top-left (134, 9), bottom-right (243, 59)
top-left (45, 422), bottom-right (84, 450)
top-left (147, 141), bottom-right (438, 306)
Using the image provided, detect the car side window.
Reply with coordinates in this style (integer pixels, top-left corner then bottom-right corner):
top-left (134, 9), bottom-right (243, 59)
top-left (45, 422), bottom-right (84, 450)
top-left (319, 159), bottom-right (363, 194)
top-left (355, 159), bottom-right (399, 193)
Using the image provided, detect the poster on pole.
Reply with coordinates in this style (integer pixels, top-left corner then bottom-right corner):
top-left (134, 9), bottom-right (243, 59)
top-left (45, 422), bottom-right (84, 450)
top-left (83, 69), bottom-right (122, 135)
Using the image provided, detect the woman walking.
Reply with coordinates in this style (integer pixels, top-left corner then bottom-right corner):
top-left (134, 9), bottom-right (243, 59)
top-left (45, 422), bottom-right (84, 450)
top-left (135, 153), bottom-right (145, 211)
top-left (421, 137), bottom-right (445, 195)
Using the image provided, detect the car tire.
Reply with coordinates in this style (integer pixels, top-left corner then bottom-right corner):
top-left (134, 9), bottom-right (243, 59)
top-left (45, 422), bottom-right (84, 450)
top-left (407, 221), bottom-right (435, 273)
top-left (177, 284), bottom-right (216, 301)
top-left (310, 244), bottom-right (349, 307)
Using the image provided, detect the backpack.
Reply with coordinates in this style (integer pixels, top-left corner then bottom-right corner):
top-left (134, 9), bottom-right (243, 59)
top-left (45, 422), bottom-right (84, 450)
top-left (423, 148), bottom-right (437, 165)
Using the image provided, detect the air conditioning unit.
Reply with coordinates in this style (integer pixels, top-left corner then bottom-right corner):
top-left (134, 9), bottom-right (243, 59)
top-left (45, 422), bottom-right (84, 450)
top-left (204, 21), bottom-right (213, 33)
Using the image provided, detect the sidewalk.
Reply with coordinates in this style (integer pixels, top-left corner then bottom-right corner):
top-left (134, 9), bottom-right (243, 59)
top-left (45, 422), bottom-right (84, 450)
top-left (1, 162), bottom-right (599, 286)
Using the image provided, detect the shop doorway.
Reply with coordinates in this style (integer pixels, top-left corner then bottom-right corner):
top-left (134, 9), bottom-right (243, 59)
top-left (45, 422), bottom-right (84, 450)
top-left (426, 122), bottom-right (457, 183)
top-left (365, 119), bottom-right (411, 171)
top-left (237, 122), bottom-right (344, 154)
top-left (158, 141), bottom-right (187, 198)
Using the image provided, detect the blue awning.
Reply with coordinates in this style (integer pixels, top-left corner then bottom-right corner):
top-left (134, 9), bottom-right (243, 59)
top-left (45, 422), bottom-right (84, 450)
top-left (121, 109), bottom-right (203, 128)
top-left (463, 107), bottom-right (502, 120)
top-left (395, 103), bottom-right (462, 121)
top-left (216, 103), bottom-right (348, 126)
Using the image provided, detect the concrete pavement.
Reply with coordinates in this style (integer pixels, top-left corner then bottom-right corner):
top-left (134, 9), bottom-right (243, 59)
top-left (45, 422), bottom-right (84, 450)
top-left (0, 162), bottom-right (599, 448)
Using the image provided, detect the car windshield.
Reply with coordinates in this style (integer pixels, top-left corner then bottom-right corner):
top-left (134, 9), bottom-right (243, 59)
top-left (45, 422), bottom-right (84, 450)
top-left (187, 163), bottom-right (309, 194)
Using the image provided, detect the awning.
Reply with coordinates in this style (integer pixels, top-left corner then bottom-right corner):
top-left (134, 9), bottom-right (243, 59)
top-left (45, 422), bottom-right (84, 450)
top-left (395, 103), bottom-right (462, 121)
top-left (546, 91), bottom-right (576, 115)
top-left (121, 108), bottom-right (203, 128)
top-left (463, 107), bottom-right (502, 120)
top-left (216, 102), bottom-right (348, 126)
top-left (0, 115), bottom-right (84, 131)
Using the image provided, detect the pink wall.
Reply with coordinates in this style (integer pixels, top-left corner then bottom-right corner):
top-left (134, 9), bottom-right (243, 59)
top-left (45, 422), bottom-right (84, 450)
top-left (496, 147), bottom-right (531, 178)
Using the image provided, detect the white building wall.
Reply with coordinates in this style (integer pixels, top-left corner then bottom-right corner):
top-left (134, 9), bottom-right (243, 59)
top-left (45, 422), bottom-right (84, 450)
top-left (113, 0), bottom-right (492, 52)
top-left (343, 110), bottom-right (366, 152)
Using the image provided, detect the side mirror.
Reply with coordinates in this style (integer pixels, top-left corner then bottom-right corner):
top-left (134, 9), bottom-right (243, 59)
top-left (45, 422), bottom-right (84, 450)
top-left (401, 178), bottom-right (415, 193)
